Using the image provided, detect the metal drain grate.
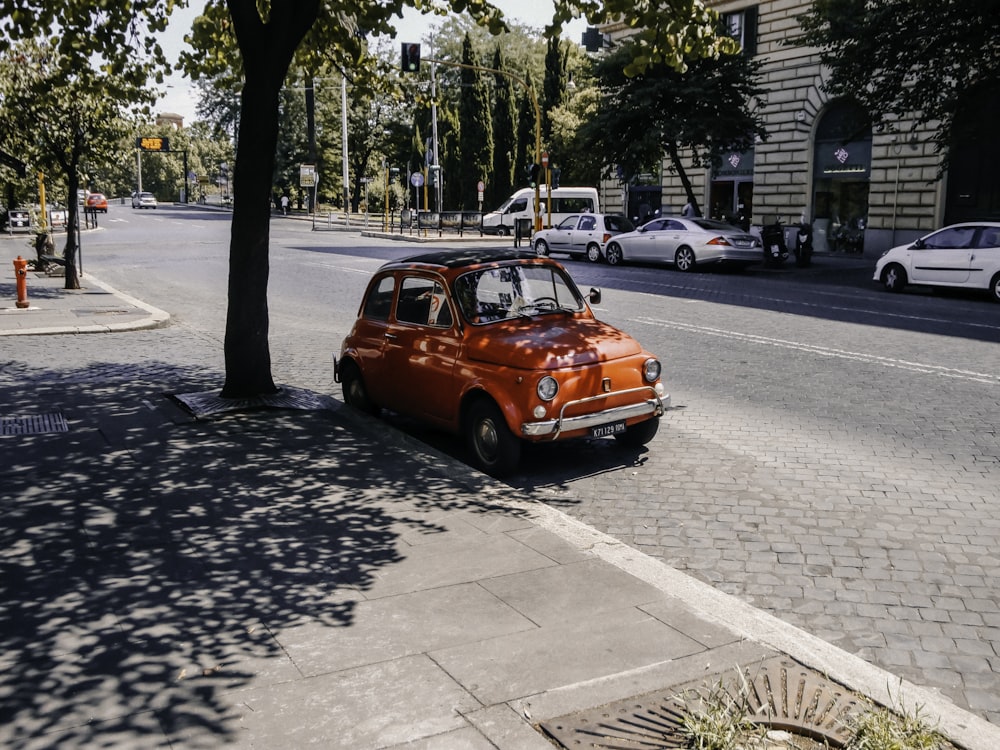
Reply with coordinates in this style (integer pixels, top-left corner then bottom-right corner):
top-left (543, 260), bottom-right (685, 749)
top-left (1, 413), bottom-right (69, 436)
top-left (170, 385), bottom-right (337, 417)
top-left (539, 656), bottom-right (864, 749)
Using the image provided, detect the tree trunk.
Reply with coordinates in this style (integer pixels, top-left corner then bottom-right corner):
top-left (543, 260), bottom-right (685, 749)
top-left (63, 172), bottom-right (81, 290)
top-left (220, 0), bottom-right (319, 399)
top-left (666, 141), bottom-right (701, 217)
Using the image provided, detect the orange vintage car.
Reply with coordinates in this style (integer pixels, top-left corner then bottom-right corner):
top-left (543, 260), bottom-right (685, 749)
top-left (334, 249), bottom-right (668, 476)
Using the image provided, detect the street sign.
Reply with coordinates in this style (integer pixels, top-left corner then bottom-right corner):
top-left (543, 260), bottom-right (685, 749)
top-left (410, 172), bottom-right (424, 187)
top-left (136, 136), bottom-right (169, 152)
top-left (477, 180), bottom-right (485, 192)
top-left (541, 152), bottom-right (549, 167)
top-left (299, 164), bottom-right (317, 188)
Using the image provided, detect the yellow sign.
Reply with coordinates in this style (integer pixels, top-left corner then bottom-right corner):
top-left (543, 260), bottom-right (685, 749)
top-left (136, 136), bottom-right (169, 152)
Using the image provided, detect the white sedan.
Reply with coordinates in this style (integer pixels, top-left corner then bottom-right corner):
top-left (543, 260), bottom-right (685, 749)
top-left (602, 217), bottom-right (761, 271)
top-left (873, 222), bottom-right (1000, 302)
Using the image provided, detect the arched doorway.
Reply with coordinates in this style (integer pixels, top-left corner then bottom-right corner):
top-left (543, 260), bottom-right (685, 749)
top-left (812, 100), bottom-right (872, 253)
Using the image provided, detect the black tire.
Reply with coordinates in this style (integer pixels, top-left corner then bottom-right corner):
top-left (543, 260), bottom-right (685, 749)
top-left (605, 242), bottom-right (624, 266)
top-left (990, 272), bottom-right (1000, 303)
top-left (340, 360), bottom-right (379, 415)
top-left (674, 246), bottom-right (696, 272)
top-left (466, 399), bottom-right (521, 477)
top-left (882, 263), bottom-right (907, 293)
top-left (586, 243), bottom-right (602, 263)
top-left (614, 418), bottom-right (659, 448)
top-left (534, 239), bottom-right (549, 256)
top-left (496, 225), bottom-right (509, 237)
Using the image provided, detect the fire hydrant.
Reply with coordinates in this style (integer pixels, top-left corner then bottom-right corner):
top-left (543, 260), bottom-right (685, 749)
top-left (13, 255), bottom-right (29, 309)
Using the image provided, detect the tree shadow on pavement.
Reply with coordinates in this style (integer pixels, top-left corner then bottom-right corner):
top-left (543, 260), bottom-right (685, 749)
top-left (0, 361), bottom-right (520, 748)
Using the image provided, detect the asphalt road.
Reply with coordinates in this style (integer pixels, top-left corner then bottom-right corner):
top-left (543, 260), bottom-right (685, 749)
top-left (10, 203), bottom-right (1000, 725)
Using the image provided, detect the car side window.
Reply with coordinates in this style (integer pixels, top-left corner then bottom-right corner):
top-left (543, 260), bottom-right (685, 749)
top-left (363, 276), bottom-right (395, 321)
top-left (558, 215), bottom-right (579, 230)
top-left (924, 227), bottom-right (977, 249)
top-left (579, 215), bottom-right (597, 231)
top-left (396, 277), bottom-right (453, 328)
top-left (665, 220), bottom-right (686, 231)
top-left (976, 227), bottom-right (1000, 249)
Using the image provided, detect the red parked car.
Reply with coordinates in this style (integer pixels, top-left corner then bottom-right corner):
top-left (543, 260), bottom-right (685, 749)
top-left (335, 249), bottom-right (668, 476)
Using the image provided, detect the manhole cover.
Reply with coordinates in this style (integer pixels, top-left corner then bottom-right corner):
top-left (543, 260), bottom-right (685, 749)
top-left (539, 657), bottom-right (864, 749)
top-left (1, 413), bottom-right (69, 435)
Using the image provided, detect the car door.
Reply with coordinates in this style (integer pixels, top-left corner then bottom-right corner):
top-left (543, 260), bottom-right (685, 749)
top-left (568, 214), bottom-right (598, 256)
top-left (548, 216), bottom-right (580, 253)
top-left (969, 226), bottom-right (1000, 288)
top-left (627, 219), bottom-right (670, 262)
top-left (378, 274), bottom-right (462, 425)
top-left (655, 219), bottom-right (689, 262)
top-left (909, 225), bottom-right (976, 284)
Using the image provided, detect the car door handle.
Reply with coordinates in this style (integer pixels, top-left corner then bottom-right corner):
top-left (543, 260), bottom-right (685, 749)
top-left (385, 333), bottom-right (398, 340)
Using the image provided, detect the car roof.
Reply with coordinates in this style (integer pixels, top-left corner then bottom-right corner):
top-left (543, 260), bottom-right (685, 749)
top-left (384, 249), bottom-right (540, 271)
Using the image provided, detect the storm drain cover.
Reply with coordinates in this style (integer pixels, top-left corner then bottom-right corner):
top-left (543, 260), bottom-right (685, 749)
top-left (170, 385), bottom-right (337, 418)
top-left (1, 413), bottom-right (69, 435)
top-left (539, 656), bottom-right (864, 749)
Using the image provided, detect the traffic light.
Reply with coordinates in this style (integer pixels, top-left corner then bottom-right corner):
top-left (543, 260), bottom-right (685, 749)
top-left (526, 163), bottom-right (539, 187)
top-left (401, 43), bottom-right (421, 73)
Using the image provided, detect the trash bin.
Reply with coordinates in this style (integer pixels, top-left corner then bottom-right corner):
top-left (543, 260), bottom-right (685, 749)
top-left (514, 218), bottom-right (533, 248)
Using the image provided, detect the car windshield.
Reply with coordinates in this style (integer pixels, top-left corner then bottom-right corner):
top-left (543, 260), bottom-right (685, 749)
top-left (453, 263), bottom-right (584, 324)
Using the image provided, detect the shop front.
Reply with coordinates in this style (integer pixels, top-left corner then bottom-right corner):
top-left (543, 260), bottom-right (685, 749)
top-left (710, 148), bottom-right (754, 230)
top-left (812, 100), bottom-right (872, 253)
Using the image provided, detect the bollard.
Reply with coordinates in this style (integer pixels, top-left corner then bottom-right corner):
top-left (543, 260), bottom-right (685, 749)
top-left (13, 255), bottom-right (30, 308)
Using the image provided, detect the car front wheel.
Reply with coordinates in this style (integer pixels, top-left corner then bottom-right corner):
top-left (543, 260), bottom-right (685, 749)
top-left (496, 225), bottom-right (509, 237)
top-left (605, 242), bottom-right (624, 266)
top-left (674, 246), bottom-right (696, 272)
top-left (534, 239), bottom-right (549, 256)
top-left (466, 399), bottom-right (520, 477)
top-left (614, 417), bottom-right (659, 447)
top-left (586, 243), bottom-right (602, 263)
top-left (882, 263), bottom-right (907, 293)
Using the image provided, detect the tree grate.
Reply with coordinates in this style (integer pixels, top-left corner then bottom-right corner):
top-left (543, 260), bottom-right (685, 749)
top-left (169, 385), bottom-right (337, 418)
top-left (1, 413), bottom-right (69, 436)
top-left (538, 656), bottom-right (865, 749)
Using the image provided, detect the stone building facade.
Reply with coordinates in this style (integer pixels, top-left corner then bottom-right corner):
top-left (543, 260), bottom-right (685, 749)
top-left (597, 0), bottom-right (993, 256)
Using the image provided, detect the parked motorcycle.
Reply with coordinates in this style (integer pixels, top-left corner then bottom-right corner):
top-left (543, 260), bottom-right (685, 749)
top-left (760, 218), bottom-right (789, 265)
top-left (794, 220), bottom-right (813, 267)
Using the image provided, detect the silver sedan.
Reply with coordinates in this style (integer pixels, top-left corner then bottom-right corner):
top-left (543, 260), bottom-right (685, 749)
top-left (603, 217), bottom-right (762, 271)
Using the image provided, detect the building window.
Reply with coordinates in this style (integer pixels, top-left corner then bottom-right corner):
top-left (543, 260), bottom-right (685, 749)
top-left (722, 6), bottom-right (758, 57)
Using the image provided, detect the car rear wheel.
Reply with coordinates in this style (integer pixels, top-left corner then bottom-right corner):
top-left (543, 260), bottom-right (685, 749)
top-left (991, 272), bottom-right (1000, 303)
top-left (340, 360), bottom-right (379, 416)
top-left (605, 243), bottom-right (624, 266)
top-left (534, 239), bottom-right (549, 256)
top-left (614, 418), bottom-right (659, 447)
top-left (466, 399), bottom-right (520, 477)
top-left (674, 246), bottom-right (696, 272)
top-left (882, 263), bottom-right (907, 292)
top-left (586, 243), bottom-right (602, 263)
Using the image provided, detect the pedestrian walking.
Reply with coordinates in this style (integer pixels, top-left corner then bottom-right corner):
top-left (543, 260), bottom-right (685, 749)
top-left (280, 194), bottom-right (289, 216)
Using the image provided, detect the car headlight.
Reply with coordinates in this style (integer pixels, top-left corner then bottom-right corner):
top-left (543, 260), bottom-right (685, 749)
top-left (643, 358), bottom-right (661, 383)
top-left (537, 375), bottom-right (559, 401)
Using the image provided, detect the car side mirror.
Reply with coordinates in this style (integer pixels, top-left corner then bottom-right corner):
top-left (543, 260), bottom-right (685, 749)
top-left (912, 238), bottom-right (925, 249)
top-left (589, 288), bottom-right (602, 306)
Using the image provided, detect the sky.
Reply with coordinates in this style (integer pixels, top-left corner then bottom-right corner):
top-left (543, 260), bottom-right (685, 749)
top-left (156, 1), bottom-right (590, 123)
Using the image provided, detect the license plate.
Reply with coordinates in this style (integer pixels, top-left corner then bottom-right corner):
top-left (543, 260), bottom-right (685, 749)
top-left (590, 420), bottom-right (626, 438)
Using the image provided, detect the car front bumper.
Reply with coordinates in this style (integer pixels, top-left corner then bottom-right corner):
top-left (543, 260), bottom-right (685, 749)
top-left (520, 386), bottom-right (668, 439)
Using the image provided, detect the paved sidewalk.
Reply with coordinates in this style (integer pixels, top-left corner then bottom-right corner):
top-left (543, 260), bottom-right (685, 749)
top-left (2, 259), bottom-right (997, 749)
top-left (0, 267), bottom-right (169, 336)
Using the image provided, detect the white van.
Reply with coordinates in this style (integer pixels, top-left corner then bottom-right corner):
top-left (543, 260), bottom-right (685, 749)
top-left (482, 187), bottom-right (599, 236)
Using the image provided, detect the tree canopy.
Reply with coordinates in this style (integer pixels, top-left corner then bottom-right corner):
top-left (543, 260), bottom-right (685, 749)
top-left (581, 39), bottom-right (766, 214)
top-left (797, 0), bottom-right (1000, 166)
